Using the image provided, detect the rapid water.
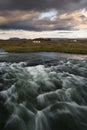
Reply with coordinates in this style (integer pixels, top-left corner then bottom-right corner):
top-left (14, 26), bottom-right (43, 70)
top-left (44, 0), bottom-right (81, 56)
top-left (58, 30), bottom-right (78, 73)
top-left (0, 52), bottom-right (87, 130)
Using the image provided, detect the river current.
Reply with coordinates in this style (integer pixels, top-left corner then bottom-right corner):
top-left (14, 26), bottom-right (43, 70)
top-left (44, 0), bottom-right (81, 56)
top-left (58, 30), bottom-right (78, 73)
top-left (0, 52), bottom-right (87, 130)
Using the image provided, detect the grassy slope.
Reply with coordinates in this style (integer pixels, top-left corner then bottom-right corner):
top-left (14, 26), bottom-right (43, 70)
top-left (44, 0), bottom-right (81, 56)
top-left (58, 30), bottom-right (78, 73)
top-left (0, 39), bottom-right (87, 54)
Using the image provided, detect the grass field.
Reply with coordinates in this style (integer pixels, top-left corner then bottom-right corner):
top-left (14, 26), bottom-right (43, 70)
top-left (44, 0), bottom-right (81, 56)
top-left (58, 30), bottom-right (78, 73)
top-left (0, 39), bottom-right (87, 54)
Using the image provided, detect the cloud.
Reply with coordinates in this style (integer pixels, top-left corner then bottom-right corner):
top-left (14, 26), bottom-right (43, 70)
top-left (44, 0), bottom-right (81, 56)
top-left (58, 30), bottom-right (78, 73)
top-left (0, 10), bottom-right (40, 30)
top-left (0, 11), bottom-right (39, 24)
top-left (58, 10), bottom-right (87, 30)
top-left (1, 29), bottom-right (87, 40)
top-left (0, 9), bottom-right (87, 31)
top-left (0, 0), bottom-right (87, 31)
top-left (0, 0), bottom-right (86, 12)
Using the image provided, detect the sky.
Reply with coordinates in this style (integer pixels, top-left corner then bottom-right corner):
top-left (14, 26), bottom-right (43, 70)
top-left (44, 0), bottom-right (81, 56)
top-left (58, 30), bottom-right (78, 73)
top-left (0, 0), bottom-right (87, 39)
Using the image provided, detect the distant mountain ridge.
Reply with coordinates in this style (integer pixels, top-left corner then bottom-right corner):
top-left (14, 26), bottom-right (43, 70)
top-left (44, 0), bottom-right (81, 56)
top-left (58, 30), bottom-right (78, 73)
top-left (8, 37), bottom-right (27, 40)
top-left (7, 37), bottom-right (87, 41)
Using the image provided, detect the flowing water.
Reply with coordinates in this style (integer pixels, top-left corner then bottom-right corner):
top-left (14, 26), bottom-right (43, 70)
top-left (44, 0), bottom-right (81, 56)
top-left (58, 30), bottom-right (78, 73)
top-left (0, 52), bottom-right (87, 130)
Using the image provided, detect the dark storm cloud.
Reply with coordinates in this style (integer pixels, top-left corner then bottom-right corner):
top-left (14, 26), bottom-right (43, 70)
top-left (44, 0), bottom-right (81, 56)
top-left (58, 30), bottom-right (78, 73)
top-left (0, 14), bottom-right (73, 31)
top-left (0, 24), bottom-right (41, 31)
top-left (0, 0), bottom-right (85, 12)
top-left (0, 9), bottom-right (87, 31)
top-left (0, 0), bottom-right (87, 31)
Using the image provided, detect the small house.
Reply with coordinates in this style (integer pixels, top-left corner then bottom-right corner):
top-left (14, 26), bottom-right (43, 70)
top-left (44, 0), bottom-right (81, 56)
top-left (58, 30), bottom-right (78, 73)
top-left (32, 40), bottom-right (41, 43)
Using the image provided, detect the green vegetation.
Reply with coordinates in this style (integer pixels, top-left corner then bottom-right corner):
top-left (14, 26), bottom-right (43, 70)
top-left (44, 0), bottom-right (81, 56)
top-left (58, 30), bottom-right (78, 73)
top-left (0, 39), bottom-right (87, 54)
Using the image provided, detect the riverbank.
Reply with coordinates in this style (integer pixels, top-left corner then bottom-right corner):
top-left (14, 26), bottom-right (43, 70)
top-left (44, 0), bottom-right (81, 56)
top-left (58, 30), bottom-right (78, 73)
top-left (0, 39), bottom-right (87, 54)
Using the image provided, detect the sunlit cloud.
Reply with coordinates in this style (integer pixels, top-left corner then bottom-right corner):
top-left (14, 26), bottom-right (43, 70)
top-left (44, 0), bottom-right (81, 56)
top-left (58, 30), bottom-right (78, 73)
top-left (39, 10), bottom-right (57, 21)
top-left (0, 11), bottom-right (39, 25)
top-left (58, 9), bottom-right (87, 30)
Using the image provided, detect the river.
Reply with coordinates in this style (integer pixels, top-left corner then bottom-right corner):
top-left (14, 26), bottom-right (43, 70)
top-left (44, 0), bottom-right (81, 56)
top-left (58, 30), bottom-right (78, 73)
top-left (0, 52), bottom-right (87, 130)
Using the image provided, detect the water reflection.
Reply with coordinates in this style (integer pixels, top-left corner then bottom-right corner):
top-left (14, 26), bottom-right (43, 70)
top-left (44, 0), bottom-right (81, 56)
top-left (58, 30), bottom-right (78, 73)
top-left (0, 52), bottom-right (87, 63)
